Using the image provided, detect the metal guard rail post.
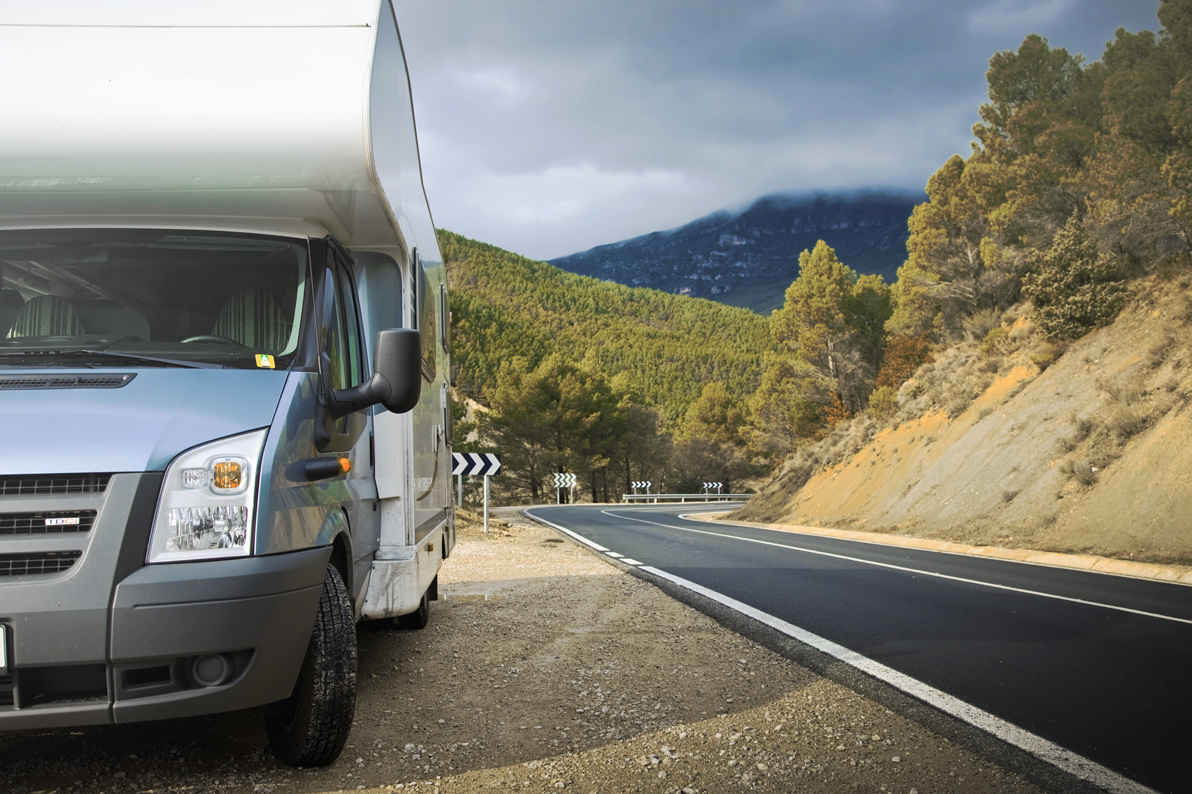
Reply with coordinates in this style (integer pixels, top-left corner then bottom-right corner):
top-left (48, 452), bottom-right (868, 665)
top-left (620, 493), bottom-right (750, 503)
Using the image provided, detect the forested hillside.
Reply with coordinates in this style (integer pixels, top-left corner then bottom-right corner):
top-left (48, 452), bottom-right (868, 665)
top-left (440, 230), bottom-right (773, 500)
top-left (442, 231), bottom-right (770, 424)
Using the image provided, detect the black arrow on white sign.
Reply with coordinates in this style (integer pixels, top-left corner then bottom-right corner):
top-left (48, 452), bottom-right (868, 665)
top-left (452, 452), bottom-right (502, 476)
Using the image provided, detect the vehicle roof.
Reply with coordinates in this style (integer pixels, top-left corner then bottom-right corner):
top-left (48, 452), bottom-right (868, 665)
top-left (0, 1), bottom-right (379, 27)
top-left (0, 0), bottom-right (433, 252)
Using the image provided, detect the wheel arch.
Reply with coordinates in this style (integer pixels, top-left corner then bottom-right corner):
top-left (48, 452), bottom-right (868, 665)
top-left (316, 508), bottom-right (354, 601)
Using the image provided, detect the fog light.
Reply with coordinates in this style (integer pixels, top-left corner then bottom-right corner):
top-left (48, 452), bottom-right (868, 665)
top-left (190, 654), bottom-right (233, 688)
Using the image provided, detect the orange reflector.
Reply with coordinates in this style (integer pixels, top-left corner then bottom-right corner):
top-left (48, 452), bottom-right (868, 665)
top-left (338, 458), bottom-right (351, 473)
top-left (213, 461), bottom-right (243, 490)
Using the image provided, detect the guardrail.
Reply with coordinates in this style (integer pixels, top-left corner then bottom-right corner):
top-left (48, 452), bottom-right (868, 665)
top-left (621, 493), bottom-right (750, 503)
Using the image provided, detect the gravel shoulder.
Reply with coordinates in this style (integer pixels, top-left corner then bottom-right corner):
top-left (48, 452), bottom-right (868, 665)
top-left (0, 511), bottom-right (1048, 794)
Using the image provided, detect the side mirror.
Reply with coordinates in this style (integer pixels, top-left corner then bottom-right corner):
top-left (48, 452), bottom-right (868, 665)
top-left (328, 328), bottom-right (422, 417)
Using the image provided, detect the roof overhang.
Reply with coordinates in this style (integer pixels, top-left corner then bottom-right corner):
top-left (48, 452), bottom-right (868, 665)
top-left (0, 1), bottom-right (411, 248)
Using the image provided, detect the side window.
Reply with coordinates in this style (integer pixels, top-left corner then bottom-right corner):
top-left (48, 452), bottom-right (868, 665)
top-left (338, 264), bottom-right (363, 383)
top-left (439, 282), bottom-right (449, 350)
top-left (324, 256), bottom-right (363, 394)
top-left (413, 249), bottom-right (436, 382)
top-left (421, 277), bottom-right (436, 381)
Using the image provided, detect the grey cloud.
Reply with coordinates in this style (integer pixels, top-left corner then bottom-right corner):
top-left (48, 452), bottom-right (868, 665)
top-left (397, 0), bottom-right (1160, 260)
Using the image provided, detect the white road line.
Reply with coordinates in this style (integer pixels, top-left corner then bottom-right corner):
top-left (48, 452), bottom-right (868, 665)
top-left (524, 510), bottom-right (608, 552)
top-left (529, 506), bottom-right (1162, 792)
top-left (640, 564), bottom-right (1158, 794)
top-left (620, 558), bottom-right (643, 566)
top-left (606, 552), bottom-right (624, 558)
top-left (601, 509), bottom-right (1192, 626)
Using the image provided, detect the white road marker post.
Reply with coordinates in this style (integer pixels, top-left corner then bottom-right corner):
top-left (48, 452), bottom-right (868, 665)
top-left (483, 474), bottom-right (490, 533)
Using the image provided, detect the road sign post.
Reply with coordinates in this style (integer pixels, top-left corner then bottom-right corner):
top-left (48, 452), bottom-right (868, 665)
top-left (629, 481), bottom-right (652, 501)
top-left (452, 453), bottom-right (502, 532)
top-left (554, 472), bottom-right (577, 504)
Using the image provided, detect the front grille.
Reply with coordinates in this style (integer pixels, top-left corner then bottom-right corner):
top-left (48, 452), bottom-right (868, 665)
top-left (0, 474), bottom-right (111, 497)
top-left (0, 511), bottom-right (96, 535)
top-left (0, 551), bottom-right (82, 576)
top-left (0, 374), bottom-right (135, 390)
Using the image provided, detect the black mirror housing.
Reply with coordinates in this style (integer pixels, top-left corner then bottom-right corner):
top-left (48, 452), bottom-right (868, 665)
top-left (329, 328), bottom-right (422, 417)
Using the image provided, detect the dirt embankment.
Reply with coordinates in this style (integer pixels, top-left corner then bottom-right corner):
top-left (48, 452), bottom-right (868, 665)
top-left (0, 512), bottom-right (1044, 794)
top-left (741, 279), bottom-right (1192, 567)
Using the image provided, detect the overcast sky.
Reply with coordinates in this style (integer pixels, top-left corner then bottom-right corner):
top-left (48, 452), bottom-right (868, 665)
top-left (396, 1), bottom-right (1162, 261)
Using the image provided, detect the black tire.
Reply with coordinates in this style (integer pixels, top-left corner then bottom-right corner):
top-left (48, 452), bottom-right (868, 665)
top-left (266, 565), bottom-right (357, 767)
top-left (397, 577), bottom-right (434, 630)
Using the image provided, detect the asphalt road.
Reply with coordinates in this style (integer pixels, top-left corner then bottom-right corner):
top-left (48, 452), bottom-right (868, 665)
top-left (526, 503), bottom-right (1192, 794)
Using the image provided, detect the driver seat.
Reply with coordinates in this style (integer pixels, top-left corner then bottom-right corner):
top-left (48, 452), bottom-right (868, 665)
top-left (211, 289), bottom-right (289, 351)
top-left (6, 295), bottom-right (85, 338)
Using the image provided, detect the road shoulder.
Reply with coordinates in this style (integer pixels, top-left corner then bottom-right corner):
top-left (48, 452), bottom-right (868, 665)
top-left (688, 511), bottom-right (1192, 586)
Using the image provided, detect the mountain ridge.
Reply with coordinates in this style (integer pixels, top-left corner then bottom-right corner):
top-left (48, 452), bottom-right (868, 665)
top-left (550, 190), bottom-right (919, 314)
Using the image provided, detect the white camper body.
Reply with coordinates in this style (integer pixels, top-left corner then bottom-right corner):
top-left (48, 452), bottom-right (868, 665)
top-left (0, 0), bottom-right (452, 765)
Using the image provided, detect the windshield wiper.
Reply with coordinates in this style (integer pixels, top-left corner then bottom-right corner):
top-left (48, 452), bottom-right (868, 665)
top-left (0, 349), bottom-right (218, 369)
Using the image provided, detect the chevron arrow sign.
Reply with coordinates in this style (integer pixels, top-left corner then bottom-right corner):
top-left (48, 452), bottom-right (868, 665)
top-left (452, 452), bottom-right (502, 476)
top-left (554, 472), bottom-right (577, 488)
top-left (703, 481), bottom-right (722, 490)
top-left (631, 481), bottom-right (652, 489)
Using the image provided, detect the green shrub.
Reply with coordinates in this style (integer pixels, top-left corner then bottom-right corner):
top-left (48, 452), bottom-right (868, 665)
top-left (868, 385), bottom-right (899, 420)
top-left (980, 326), bottom-right (1010, 357)
top-left (1022, 219), bottom-right (1129, 340)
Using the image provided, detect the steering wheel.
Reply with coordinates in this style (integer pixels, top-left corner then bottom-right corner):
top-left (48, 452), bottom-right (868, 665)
top-left (180, 334), bottom-right (240, 345)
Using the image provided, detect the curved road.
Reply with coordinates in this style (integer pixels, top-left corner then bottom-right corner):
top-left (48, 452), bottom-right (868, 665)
top-left (526, 503), bottom-right (1192, 794)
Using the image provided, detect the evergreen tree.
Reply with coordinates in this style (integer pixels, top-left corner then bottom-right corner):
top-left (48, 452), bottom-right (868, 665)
top-left (743, 354), bottom-right (828, 458)
top-left (772, 241), bottom-right (857, 384)
top-left (772, 241), bottom-right (890, 411)
top-left (1022, 218), bottom-right (1129, 339)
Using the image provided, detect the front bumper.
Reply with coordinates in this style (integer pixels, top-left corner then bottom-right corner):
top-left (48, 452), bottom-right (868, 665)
top-left (0, 472), bottom-right (330, 729)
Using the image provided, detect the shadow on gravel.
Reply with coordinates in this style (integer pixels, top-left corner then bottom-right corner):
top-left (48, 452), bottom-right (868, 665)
top-left (0, 570), bottom-right (820, 793)
top-left (0, 567), bottom-right (1056, 794)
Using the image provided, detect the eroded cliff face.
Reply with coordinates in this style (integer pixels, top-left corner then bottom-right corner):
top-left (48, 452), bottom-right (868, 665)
top-left (745, 279), bottom-right (1192, 565)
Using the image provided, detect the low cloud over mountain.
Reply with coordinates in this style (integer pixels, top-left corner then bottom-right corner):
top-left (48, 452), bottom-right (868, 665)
top-left (550, 191), bottom-right (918, 314)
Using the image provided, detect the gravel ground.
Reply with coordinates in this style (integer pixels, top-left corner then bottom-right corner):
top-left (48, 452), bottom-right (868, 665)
top-left (0, 511), bottom-right (1046, 794)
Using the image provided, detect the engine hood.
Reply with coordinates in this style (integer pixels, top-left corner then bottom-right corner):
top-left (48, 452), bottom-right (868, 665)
top-left (0, 369), bottom-right (292, 475)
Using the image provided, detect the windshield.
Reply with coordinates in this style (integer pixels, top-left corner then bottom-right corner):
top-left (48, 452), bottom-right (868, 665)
top-left (0, 229), bottom-right (309, 370)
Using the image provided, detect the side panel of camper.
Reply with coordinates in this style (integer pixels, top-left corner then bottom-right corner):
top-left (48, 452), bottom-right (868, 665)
top-left (361, 3), bottom-right (455, 623)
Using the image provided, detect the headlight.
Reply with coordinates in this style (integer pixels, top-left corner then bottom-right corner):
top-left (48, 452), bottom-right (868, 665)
top-left (148, 429), bottom-right (268, 563)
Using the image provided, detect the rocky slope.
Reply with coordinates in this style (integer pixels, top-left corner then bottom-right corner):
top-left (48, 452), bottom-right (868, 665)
top-left (740, 275), bottom-right (1192, 566)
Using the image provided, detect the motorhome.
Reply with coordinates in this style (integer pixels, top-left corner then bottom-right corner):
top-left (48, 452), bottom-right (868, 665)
top-left (0, 0), bottom-right (453, 766)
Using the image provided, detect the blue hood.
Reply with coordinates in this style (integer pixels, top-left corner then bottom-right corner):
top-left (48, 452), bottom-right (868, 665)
top-left (0, 369), bottom-right (291, 474)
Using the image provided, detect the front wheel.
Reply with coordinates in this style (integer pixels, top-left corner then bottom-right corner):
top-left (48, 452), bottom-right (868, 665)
top-left (266, 565), bottom-right (357, 766)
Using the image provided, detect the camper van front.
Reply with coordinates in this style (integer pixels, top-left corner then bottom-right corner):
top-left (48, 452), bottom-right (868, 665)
top-left (0, 228), bottom-right (359, 725)
top-left (0, 0), bottom-right (454, 764)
